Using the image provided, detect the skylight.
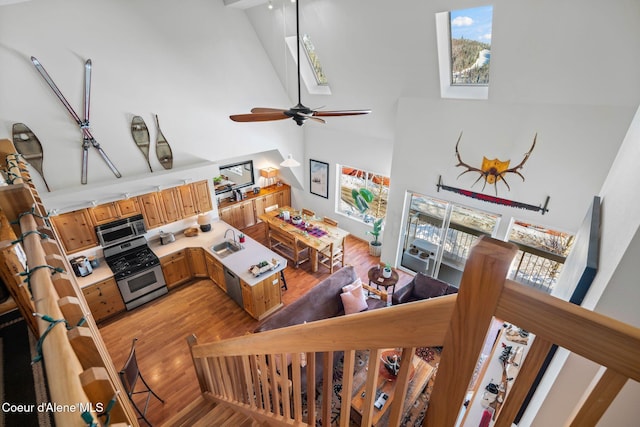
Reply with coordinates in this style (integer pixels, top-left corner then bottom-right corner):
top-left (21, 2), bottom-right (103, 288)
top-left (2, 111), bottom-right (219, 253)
top-left (436, 5), bottom-right (493, 100)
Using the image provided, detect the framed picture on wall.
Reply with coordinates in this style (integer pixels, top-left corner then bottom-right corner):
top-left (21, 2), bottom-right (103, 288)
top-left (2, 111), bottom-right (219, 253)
top-left (310, 159), bottom-right (329, 198)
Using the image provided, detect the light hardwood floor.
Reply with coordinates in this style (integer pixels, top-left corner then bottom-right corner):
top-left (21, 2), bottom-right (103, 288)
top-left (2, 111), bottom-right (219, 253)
top-left (99, 222), bottom-right (413, 425)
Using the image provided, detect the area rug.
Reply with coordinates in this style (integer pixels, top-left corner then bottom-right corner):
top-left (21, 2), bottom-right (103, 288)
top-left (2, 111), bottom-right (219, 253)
top-left (303, 347), bottom-right (441, 426)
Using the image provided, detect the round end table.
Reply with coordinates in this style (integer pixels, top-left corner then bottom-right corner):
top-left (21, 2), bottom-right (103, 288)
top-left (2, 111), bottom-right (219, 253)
top-left (368, 265), bottom-right (399, 297)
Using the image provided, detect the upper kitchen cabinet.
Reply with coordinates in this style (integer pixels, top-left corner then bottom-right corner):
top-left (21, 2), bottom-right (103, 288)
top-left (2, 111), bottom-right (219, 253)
top-left (192, 180), bottom-right (213, 213)
top-left (50, 209), bottom-right (99, 253)
top-left (159, 187), bottom-right (183, 224)
top-left (89, 198), bottom-right (142, 225)
top-left (138, 192), bottom-right (166, 230)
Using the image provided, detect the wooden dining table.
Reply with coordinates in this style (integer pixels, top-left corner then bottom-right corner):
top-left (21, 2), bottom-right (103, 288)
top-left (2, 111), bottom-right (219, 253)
top-left (259, 206), bottom-right (350, 273)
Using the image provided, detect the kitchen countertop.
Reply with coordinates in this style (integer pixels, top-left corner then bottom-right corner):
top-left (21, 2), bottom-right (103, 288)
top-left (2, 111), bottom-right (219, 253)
top-left (74, 219), bottom-right (287, 289)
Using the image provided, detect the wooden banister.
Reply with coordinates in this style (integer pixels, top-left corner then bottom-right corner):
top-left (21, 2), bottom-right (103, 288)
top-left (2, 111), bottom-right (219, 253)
top-left (186, 235), bottom-right (640, 427)
top-left (0, 139), bottom-right (138, 426)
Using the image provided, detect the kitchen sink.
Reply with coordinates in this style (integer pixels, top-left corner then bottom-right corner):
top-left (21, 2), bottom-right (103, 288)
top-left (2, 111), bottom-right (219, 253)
top-left (212, 240), bottom-right (243, 258)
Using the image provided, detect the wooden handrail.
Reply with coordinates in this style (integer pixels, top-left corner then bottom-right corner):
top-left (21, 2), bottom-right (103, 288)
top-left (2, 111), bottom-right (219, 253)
top-left (187, 236), bottom-right (640, 427)
top-left (0, 139), bottom-right (138, 427)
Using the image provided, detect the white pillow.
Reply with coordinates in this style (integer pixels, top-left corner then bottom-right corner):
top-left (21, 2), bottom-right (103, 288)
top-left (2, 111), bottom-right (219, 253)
top-left (342, 277), bottom-right (362, 293)
top-left (341, 282), bottom-right (368, 315)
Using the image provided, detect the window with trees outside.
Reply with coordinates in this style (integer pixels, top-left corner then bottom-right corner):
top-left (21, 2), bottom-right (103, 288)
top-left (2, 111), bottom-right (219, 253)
top-left (338, 165), bottom-right (389, 225)
top-left (449, 5), bottom-right (493, 85)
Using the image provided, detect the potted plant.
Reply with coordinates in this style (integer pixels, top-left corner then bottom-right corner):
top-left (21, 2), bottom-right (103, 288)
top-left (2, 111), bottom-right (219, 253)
top-left (382, 263), bottom-right (392, 278)
top-left (367, 217), bottom-right (384, 257)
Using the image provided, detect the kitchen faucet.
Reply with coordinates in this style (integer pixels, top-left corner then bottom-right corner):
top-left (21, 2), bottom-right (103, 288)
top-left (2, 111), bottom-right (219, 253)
top-left (224, 228), bottom-right (237, 245)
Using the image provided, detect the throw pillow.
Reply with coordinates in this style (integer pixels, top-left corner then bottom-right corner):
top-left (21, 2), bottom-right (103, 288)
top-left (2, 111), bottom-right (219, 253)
top-left (340, 282), bottom-right (368, 314)
top-left (342, 277), bottom-right (362, 293)
top-left (413, 273), bottom-right (450, 299)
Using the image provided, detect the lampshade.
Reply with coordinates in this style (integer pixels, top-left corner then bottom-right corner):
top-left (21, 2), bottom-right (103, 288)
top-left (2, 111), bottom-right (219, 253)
top-left (280, 154), bottom-right (300, 168)
top-left (197, 213), bottom-right (211, 225)
top-left (197, 212), bottom-right (212, 232)
top-left (260, 167), bottom-right (278, 178)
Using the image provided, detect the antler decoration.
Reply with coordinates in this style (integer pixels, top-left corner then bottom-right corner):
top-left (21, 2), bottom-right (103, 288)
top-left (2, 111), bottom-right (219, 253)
top-left (455, 132), bottom-right (537, 195)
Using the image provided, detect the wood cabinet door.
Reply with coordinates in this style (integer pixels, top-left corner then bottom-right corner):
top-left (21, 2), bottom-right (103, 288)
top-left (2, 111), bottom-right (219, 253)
top-left (254, 196), bottom-right (267, 220)
top-left (159, 187), bottom-right (183, 223)
top-left (116, 198), bottom-right (141, 218)
top-left (264, 272), bottom-right (282, 311)
top-left (138, 193), bottom-right (165, 230)
top-left (192, 180), bottom-right (213, 213)
top-left (240, 201), bottom-right (256, 228)
top-left (187, 248), bottom-right (208, 278)
top-left (241, 280), bottom-right (255, 318)
top-left (50, 209), bottom-right (98, 253)
top-left (88, 203), bottom-right (120, 225)
top-left (177, 184), bottom-right (197, 218)
top-left (205, 252), bottom-right (226, 291)
top-left (82, 277), bottom-right (125, 323)
top-left (219, 206), bottom-right (235, 227)
top-left (160, 250), bottom-right (191, 289)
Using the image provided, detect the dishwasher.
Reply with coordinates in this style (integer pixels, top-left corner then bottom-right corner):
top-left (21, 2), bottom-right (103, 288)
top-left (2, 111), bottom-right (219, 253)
top-left (224, 267), bottom-right (243, 308)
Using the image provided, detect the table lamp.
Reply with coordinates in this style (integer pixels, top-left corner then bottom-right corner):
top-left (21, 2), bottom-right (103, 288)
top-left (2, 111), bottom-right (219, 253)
top-left (260, 167), bottom-right (278, 186)
top-left (197, 213), bottom-right (212, 232)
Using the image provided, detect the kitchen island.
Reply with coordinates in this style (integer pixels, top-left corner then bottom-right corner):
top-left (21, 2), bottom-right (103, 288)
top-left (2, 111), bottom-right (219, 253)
top-left (75, 220), bottom-right (287, 322)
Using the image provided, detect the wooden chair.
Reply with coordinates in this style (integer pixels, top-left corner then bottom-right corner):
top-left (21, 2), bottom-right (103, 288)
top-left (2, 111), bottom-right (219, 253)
top-left (318, 236), bottom-right (345, 274)
top-left (267, 223), bottom-right (309, 268)
top-left (119, 338), bottom-right (164, 426)
top-left (323, 216), bottom-right (338, 227)
top-left (301, 208), bottom-right (315, 217)
top-left (264, 204), bottom-right (279, 213)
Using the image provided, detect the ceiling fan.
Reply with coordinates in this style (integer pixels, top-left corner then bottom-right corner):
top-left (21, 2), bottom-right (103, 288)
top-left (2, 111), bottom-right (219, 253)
top-left (230, 0), bottom-right (371, 126)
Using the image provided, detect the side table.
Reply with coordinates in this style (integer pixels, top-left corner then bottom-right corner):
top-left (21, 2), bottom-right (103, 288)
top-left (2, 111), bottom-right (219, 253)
top-left (368, 265), bottom-right (399, 298)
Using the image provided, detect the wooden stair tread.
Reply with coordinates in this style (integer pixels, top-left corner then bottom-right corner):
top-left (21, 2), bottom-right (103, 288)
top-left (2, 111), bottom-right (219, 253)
top-left (160, 395), bottom-right (217, 427)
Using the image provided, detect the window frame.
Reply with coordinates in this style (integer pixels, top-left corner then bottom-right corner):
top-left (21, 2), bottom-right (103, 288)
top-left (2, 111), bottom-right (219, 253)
top-left (435, 11), bottom-right (489, 100)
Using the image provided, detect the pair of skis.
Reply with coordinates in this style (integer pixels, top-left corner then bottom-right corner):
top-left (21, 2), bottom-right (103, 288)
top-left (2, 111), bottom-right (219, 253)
top-left (31, 56), bottom-right (121, 184)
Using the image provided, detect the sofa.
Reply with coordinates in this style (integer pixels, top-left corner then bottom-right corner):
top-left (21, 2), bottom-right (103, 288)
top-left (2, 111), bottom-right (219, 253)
top-left (392, 272), bottom-right (458, 305)
top-left (254, 265), bottom-right (386, 389)
top-left (255, 265), bottom-right (386, 333)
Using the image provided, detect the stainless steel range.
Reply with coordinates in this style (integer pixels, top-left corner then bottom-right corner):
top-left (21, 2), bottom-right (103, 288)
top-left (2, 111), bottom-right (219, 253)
top-left (97, 215), bottom-right (167, 310)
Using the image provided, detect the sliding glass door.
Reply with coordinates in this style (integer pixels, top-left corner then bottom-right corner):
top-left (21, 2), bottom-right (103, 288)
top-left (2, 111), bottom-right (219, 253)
top-left (400, 192), bottom-right (501, 286)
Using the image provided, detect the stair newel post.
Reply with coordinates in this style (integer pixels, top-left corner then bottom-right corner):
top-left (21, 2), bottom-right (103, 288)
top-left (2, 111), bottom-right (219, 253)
top-left (425, 236), bottom-right (518, 426)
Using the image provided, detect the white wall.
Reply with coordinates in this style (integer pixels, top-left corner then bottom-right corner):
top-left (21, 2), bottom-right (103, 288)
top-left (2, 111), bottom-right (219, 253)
top-left (522, 105), bottom-right (640, 427)
top-left (0, 0), bottom-right (301, 199)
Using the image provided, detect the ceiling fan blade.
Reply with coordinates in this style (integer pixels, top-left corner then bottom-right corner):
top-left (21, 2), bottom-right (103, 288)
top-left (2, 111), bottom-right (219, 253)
top-left (230, 112), bottom-right (290, 122)
top-left (251, 107), bottom-right (288, 113)
top-left (312, 109), bottom-right (372, 117)
top-left (297, 112), bottom-right (326, 124)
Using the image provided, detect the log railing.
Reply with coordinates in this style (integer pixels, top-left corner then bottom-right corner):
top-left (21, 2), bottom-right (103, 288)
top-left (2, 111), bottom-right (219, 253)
top-left (0, 139), bottom-right (138, 426)
top-left (188, 237), bottom-right (640, 426)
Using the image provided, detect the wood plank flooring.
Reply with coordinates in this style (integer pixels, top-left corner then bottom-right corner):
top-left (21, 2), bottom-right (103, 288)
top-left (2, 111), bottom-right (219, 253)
top-left (99, 222), bottom-right (413, 425)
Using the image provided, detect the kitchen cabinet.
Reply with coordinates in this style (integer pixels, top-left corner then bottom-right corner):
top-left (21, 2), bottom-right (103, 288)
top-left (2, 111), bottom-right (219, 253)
top-left (138, 192), bottom-right (165, 230)
top-left (89, 199), bottom-right (142, 225)
top-left (160, 250), bottom-right (191, 290)
top-left (192, 180), bottom-right (213, 213)
top-left (177, 180), bottom-right (213, 218)
top-left (218, 184), bottom-right (290, 230)
top-left (50, 209), bottom-right (99, 253)
top-left (218, 200), bottom-right (256, 230)
top-left (240, 272), bottom-right (282, 320)
top-left (82, 277), bottom-right (125, 323)
top-left (159, 187), bottom-right (183, 224)
top-left (254, 192), bottom-right (281, 220)
top-left (205, 252), bottom-right (225, 291)
top-left (177, 184), bottom-right (197, 218)
top-left (187, 247), bottom-right (208, 278)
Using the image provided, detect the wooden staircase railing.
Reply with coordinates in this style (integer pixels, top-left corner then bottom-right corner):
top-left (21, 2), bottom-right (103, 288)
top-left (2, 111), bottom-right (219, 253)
top-left (0, 139), bottom-right (138, 426)
top-left (186, 237), bottom-right (640, 427)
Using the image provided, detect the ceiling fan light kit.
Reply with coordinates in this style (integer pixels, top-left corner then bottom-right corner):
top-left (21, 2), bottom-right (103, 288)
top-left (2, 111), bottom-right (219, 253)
top-left (230, 0), bottom-right (370, 126)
